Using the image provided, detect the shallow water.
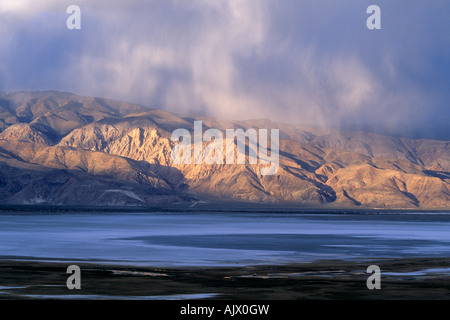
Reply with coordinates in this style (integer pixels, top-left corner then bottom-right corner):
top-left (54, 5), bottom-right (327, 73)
top-left (0, 211), bottom-right (449, 266)
top-left (13, 293), bottom-right (220, 300)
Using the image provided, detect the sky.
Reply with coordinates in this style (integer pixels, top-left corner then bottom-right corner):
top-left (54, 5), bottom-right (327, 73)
top-left (0, 0), bottom-right (449, 139)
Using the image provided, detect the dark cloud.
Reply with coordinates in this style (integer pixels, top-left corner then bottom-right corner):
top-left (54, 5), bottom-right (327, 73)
top-left (0, 0), bottom-right (449, 139)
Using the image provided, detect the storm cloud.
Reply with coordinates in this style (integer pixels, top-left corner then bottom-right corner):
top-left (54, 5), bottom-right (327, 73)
top-left (1, 0), bottom-right (449, 138)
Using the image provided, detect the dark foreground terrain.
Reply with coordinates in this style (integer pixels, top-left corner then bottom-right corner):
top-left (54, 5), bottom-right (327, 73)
top-left (0, 258), bottom-right (449, 300)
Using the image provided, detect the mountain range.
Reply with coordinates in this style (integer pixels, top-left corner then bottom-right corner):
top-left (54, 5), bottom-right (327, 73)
top-left (0, 91), bottom-right (448, 209)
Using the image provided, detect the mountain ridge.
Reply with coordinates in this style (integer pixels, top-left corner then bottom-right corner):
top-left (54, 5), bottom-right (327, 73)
top-left (0, 91), bottom-right (448, 209)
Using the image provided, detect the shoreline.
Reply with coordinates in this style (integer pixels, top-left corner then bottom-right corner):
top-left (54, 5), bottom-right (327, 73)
top-left (1, 257), bottom-right (450, 300)
top-left (1, 203), bottom-right (449, 215)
